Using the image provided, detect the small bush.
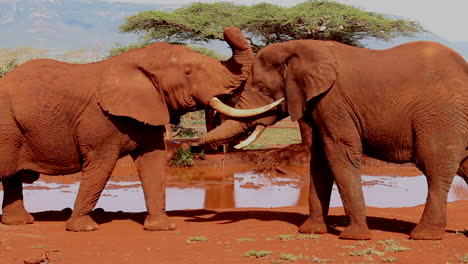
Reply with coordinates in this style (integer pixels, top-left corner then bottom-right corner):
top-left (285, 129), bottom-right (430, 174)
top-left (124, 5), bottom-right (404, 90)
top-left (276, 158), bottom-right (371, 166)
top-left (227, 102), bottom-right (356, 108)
top-left (244, 250), bottom-right (273, 258)
top-left (382, 256), bottom-right (397, 262)
top-left (186, 236), bottom-right (208, 243)
top-left (277, 253), bottom-right (306, 262)
top-left (169, 147), bottom-right (194, 167)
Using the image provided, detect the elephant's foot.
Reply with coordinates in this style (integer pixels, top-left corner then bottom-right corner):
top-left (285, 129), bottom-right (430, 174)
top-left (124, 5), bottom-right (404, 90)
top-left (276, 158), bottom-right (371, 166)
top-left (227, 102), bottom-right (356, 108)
top-left (66, 215), bottom-right (99, 232)
top-left (143, 214), bottom-right (176, 231)
top-left (339, 224), bottom-right (371, 240)
top-left (298, 216), bottom-right (327, 234)
top-left (409, 223), bottom-right (445, 240)
top-left (1, 205), bottom-right (34, 225)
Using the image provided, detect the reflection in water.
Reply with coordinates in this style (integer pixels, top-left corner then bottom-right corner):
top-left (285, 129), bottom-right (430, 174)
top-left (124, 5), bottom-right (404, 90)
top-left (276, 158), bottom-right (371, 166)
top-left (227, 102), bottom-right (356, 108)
top-left (0, 170), bottom-right (467, 213)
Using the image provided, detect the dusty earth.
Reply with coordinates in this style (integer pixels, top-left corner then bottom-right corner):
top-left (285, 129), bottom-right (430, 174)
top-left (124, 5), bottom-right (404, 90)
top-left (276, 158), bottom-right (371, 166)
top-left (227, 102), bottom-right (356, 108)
top-left (0, 129), bottom-right (467, 263)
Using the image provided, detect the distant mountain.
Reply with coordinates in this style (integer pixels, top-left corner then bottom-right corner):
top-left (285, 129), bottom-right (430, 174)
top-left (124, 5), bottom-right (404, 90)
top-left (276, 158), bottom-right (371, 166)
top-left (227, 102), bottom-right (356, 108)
top-left (0, 0), bottom-right (165, 54)
top-left (363, 32), bottom-right (468, 60)
top-left (0, 0), bottom-right (467, 61)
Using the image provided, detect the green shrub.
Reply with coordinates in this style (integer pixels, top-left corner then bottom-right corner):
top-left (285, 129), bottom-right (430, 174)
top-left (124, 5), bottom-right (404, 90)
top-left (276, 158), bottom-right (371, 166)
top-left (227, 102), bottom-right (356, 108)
top-left (169, 147), bottom-right (194, 167)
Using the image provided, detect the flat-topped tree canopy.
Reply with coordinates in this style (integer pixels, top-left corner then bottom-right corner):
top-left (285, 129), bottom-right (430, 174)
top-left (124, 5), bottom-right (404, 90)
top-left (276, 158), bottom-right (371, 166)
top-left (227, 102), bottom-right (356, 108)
top-left (115, 1), bottom-right (423, 53)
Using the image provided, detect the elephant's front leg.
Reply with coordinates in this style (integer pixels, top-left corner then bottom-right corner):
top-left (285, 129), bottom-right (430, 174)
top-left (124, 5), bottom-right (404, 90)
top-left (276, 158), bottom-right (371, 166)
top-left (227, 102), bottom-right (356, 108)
top-left (1, 171), bottom-right (38, 225)
top-left (66, 152), bottom-right (118, 232)
top-left (299, 136), bottom-right (334, 234)
top-left (323, 139), bottom-right (371, 240)
top-left (131, 142), bottom-right (176, 231)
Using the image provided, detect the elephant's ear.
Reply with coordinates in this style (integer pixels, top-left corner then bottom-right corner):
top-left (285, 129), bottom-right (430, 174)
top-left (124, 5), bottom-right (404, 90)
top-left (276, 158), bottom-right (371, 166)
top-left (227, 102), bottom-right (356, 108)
top-left (284, 42), bottom-right (337, 121)
top-left (96, 60), bottom-right (169, 126)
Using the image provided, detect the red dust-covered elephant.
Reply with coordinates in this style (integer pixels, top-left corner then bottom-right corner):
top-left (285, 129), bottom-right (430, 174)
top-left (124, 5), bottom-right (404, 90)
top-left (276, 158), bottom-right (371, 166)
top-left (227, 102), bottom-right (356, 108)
top-left (200, 40), bottom-right (468, 240)
top-left (0, 27), bottom-right (281, 232)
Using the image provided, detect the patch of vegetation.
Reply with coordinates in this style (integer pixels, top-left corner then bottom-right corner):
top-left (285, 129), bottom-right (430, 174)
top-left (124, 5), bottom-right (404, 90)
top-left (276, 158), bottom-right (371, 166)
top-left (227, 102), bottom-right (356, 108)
top-left (31, 245), bottom-right (45, 249)
top-left (382, 256), bottom-right (397, 262)
top-left (460, 254), bottom-right (468, 263)
top-left (349, 246), bottom-right (385, 257)
top-left (277, 234), bottom-right (297, 241)
top-left (275, 253), bottom-right (307, 262)
top-left (297, 234), bottom-right (321, 240)
top-left (378, 239), bottom-right (411, 252)
top-left (245, 127), bottom-right (301, 149)
top-left (311, 255), bottom-right (332, 263)
top-left (244, 250), bottom-right (273, 258)
top-left (186, 236), bottom-right (208, 243)
top-left (169, 147), bottom-right (194, 167)
top-left (276, 233), bottom-right (321, 241)
top-left (235, 238), bottom-right (255, 242)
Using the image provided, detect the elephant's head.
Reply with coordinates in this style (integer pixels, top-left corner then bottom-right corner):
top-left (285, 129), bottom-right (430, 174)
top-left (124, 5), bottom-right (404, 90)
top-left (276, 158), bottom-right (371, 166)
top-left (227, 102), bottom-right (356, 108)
top-left (199, 40), bottom-right (338, 148)
top-left (96, 27), bottom-right (281, 126)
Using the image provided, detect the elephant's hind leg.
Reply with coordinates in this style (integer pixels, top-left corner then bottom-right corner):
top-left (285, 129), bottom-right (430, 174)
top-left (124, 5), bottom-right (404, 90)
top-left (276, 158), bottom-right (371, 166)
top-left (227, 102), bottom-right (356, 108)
top-left (1, 171), bottom-right (38, 225)
top-left (410, 132), bottom-right (464, 240)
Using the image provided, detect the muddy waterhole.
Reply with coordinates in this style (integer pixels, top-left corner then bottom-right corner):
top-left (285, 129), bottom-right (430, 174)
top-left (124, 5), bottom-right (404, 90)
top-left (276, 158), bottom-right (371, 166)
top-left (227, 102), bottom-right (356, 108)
top-left (0, 162), bottom-right (466, 214)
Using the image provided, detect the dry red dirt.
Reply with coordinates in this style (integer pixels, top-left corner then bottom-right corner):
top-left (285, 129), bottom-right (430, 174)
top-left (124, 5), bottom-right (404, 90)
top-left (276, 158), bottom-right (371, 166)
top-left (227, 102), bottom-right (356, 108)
top-left (1, 203), bottom-right (467, 264)
top-left (1, 141), bottom-right (467, 264)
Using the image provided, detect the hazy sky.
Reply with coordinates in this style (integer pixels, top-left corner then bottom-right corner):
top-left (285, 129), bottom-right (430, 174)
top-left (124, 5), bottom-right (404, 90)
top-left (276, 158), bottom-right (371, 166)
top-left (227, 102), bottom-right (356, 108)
top-left (103, 0), bottom-right (468, 42)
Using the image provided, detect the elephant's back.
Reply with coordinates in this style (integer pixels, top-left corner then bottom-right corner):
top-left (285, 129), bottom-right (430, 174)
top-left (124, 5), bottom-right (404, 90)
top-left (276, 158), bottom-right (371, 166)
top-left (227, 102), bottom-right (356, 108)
top-left (6, 59), bottom-right (98, 174)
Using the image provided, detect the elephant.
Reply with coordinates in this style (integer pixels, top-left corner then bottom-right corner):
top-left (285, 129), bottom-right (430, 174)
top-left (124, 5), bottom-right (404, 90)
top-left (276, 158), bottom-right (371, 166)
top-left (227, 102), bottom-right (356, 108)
top-left (0, 27), bottom-right (283, 232)
top-left (200, 40), bottom-right (468, 240)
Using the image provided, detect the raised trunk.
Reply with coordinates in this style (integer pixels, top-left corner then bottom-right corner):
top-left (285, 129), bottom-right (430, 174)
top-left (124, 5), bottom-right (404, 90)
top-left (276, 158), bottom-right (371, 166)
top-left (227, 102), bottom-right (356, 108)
top-left (196, 27), bottom-right (254, 105)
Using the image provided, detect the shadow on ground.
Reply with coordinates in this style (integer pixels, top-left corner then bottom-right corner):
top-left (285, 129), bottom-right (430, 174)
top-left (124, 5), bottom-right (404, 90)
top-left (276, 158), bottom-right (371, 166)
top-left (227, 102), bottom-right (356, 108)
top-left (2, 208), bottom-right (444, 237)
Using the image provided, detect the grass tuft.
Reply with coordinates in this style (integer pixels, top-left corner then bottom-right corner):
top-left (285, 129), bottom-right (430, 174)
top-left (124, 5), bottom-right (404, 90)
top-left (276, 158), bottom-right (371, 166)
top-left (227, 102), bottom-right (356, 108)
top-left (244, 250), bottom-right (273, 258)
top-left (382, 256), bottom-right (398, 262)
top-left (349, 246), bottom-right (385, 257)
top-left (378, 239), bottom-right (411, 252)
top-left (235, 238), bottom-right (255, 242)
top-left (169, 147), bottom-right (194, 167)
top-left (186, 236), bottom-right (208, 243)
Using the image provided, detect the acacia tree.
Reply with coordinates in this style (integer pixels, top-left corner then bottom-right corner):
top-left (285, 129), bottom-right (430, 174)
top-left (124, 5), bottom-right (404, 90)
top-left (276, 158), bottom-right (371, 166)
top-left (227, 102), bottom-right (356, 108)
top-left (116, 1), bottom-right (422, 53)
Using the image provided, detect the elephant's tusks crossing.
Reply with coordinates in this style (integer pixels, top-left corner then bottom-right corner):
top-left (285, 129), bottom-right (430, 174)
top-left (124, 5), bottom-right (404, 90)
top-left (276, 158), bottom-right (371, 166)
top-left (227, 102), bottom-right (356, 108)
top-left (209, 97), bottom-right (284, 118)
top-left (234, 125), bottom-right (266, 149)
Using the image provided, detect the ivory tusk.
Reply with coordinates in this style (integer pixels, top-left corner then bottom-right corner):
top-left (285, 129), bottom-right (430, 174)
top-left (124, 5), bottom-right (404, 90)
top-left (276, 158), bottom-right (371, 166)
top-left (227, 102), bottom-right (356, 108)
top-left (234, 125), bottom-right (266, 149)
top-left (209, 97), bottom-right (284, 118)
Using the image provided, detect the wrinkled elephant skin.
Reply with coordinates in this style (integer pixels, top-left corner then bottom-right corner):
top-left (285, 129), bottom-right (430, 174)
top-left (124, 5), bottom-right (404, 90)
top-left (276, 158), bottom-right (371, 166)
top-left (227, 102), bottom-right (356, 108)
top-left (0, 27), bottom-right (254, 231)
top-left (201, 40), bottom-right (468, 240)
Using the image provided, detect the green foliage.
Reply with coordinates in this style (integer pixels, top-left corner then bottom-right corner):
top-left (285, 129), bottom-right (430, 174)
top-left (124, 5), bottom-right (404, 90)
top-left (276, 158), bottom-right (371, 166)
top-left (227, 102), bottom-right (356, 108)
top-left (460, 254), bottom-right (468, 263)
top-left (169, 147), bottom-right (194, 167)
top-left (118, 0), bottom-right (423, 52)
top-left (349, 246), bottom-right (385, 257)
top-left (0, 47), bottom-right (47, 78)
top-left (186, 236), bottom-right (208, 243)
top-left (235, 238), bottom-right (255, 242)
top-left (382, 256), bottom-right (397, 262)
top-left (311, 255), bottom-right (332, 263)
top-left (244, 250), bottom-right (273, 258)
top-left (108, 40), bottom-right (227, 59)
top-left (276, 253), bottom-right (307, 262)
top-left (378, 239), bottom-right (411, 252)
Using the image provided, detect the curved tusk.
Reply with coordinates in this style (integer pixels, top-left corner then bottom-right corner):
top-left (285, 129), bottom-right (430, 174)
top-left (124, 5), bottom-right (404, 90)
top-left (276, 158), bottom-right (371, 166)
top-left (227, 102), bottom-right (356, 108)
top-left (234, 125), bottom-right (266, 149)
top-left (209, 97), bottom-right (284, 118)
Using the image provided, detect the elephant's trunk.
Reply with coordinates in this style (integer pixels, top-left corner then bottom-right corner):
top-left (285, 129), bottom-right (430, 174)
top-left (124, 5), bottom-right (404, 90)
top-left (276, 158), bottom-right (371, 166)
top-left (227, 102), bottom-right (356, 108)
top-left (194, 27), bottom-right (254, 105)
top-left (198, 119), bottom-right (251, 147)
top-left (220, 27), bottom-right (254, 91)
